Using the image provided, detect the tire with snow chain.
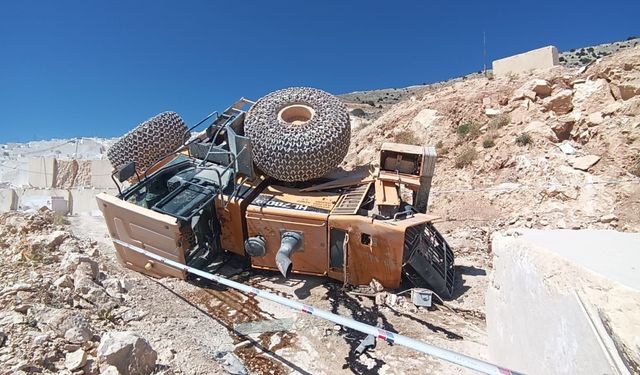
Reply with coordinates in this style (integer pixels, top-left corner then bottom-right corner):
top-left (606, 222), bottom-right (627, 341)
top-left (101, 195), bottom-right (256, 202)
top-left (245, 87), bottom-right (351, 182)
top-left (107, 112), bottom-right (188, 173)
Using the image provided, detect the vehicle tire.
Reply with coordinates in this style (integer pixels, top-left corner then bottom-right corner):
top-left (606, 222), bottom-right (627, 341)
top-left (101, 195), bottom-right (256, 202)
top-left (244, 87), bottom-right (351, 182)
top-left (107, 112), bottom-right (188, 172)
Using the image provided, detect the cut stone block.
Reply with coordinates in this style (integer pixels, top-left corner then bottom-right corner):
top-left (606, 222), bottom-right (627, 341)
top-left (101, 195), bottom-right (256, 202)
top-left (493, 46), bottom-right (559, 77)
top-left (70, 188), bottom-right (118, 215)
top-left (28, 157), bottom-right (57, 188)
top-left (487, 229), bottom-right (640, 374)
top-left (90, 159), bottom-right (115, 188)
top-left (19, 189), bottom-right (70, 214)
top-left (0, 189), bottom-right (18, 212)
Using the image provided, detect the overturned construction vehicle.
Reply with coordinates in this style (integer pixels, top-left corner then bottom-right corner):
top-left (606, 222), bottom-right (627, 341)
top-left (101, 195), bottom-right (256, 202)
top-left (97, 87), bottom-right (455, 297)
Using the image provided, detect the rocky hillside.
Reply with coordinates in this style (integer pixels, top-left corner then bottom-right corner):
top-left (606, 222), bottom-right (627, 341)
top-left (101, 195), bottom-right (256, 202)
top-left (343, 44), bottom-right (640, 277)
top-left (340, 37), bottom-right (640, 117)
top-left (559, 37), bottom-right (640, 68)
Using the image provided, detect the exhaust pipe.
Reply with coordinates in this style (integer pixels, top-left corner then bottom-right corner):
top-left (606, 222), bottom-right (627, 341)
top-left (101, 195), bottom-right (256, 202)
top-left (275, 232), bottom-right (303, 278)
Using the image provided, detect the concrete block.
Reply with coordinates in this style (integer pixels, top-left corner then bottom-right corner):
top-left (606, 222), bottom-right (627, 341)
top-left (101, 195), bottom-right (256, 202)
top-left (51, 196), bottom-right (68, 214)
top-left (28, 157), bottom-right (57, 188)
top-left (492, 46), bottom-right (559, 77)
top-left (90, 159), bottom-right (115, 188)
top-left (0, 159), bottom-right (29, 187)
top-left (70, 188), bottom-right (118, 215)
top-left (0, 189), bottom-right (18, 212)
top-left (19, 189), bottom-right (70, 214)
top-left (487, 229), bottom-right (640, 374)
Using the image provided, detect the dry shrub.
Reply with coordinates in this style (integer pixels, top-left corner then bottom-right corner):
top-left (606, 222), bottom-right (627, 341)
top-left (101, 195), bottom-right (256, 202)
top-left (482, 137), bottom-right (495, 148)
top-left (455, 146), bottom-right (477, 168)
top-left (53, 213), bottom-right (69, 226)
top-left (488, 114), bottom-right (510, 130)
top-left (394, 129), bottom-right (420, 145)
top-left (630, 155), bottom-right (640, 177)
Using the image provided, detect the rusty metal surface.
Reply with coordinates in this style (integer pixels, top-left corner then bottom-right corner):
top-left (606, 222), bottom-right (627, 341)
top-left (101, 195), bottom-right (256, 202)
top-left (246, 208), bottom-right (329, 276)
top-left (216, 178), bottom-right (268, 255)
top-left (329, 213), bottom-right (436, 288)
top-left (331, 183), bottom-right (371, 215)
top-left (374, 179), bottom-right (400, 208)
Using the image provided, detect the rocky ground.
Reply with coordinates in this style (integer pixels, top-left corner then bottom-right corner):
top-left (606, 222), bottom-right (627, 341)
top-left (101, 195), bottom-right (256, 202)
top-left (341, 43), bottom-right (640, 365)
top-left (0, 209), bottom-right (488, 375)
top-left (0, 209), bottom-right (166, 375)
top-left (1, 43), bottom-right (639, 375)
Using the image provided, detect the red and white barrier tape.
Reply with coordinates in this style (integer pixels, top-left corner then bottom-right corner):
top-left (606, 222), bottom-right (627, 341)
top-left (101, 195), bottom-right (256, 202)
top-left (112, 238), bottom-right (523, 375)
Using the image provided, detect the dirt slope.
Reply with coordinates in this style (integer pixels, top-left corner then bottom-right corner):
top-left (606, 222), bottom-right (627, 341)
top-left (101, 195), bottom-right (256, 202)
top-left (343, 45), bottom-right (640, 315)
top-left (346, 45), bottom-right (640, 231)
top-left (1, 45), bottom-right (639, 375)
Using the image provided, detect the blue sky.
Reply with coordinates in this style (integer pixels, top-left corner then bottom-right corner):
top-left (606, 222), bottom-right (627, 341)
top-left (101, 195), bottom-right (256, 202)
top-left (1, 1), bottom-right (638, 143)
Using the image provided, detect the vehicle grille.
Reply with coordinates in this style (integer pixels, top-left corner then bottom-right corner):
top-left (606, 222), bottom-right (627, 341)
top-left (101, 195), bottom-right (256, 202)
top-left (403, 223), bottom-right (455, 298)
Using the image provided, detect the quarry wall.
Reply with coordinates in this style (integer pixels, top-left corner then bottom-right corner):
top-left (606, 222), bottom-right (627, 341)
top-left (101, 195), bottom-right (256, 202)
top-left (0, 157), bottom-right (117, 215)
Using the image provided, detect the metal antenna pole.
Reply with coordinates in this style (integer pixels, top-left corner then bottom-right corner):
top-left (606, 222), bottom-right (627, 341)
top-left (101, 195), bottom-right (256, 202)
top-left (483, 31), bottom-right (487, 75)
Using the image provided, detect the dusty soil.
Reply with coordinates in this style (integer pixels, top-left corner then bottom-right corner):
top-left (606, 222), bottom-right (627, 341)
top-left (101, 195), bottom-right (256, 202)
top-left (342, 45), bottom-right (640, 318)
top-left (0, 208), bottom-right (490, 374)
top-left (2, 44), bottom-right (639, 375)
top-left (72, 215), bottom-right (488, 374)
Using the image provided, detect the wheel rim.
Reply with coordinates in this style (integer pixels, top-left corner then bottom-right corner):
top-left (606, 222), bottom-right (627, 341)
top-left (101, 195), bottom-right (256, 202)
top-left (278, 104), bottom-right (315, 125)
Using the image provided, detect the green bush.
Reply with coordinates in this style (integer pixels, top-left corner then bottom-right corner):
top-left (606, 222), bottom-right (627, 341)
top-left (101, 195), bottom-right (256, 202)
top-left (350, 108), bottom-right (366, 117)
top-left (482, 137), bottom-right (495, 148)
top-left (454, 147), bottom-right (477, 168)
top-left (579, 57), bottom-right (592, 65)
top-left (515, 133), bottom-right (532, 146)
top-left (456, 123), bottom-right (470, 136)
top-left (456, 122), bottom-right (481, 139)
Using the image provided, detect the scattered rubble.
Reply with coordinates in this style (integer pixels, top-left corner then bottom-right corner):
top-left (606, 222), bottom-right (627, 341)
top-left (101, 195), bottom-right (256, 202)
top-left (1, 42), bottom-right (639, 375)
top-left (0, 208), bottom-right (153, 374)
top-left (544, 89), bottom-right (574, 114)
top-left (570, 155), bottom-right (601, 171)
top-left (96, 331), bottom-right (157, 375)
top-left (64, 348), bottom-right (87, 371)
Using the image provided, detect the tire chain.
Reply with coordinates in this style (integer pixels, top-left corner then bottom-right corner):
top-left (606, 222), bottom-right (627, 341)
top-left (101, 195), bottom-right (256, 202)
top-left (245, 87), bottom-right (351, 182)
top-left (107, 112), bottom-right (188, 172)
